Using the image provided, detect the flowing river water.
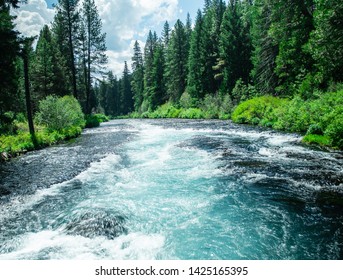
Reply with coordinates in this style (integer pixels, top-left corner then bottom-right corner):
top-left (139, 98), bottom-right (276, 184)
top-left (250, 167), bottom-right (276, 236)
top-left (0, 119), bottom-right (342, 260)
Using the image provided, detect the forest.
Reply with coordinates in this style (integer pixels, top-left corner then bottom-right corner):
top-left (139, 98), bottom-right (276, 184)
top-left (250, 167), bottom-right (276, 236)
top-left (0, 0), bottom-right (343, 158)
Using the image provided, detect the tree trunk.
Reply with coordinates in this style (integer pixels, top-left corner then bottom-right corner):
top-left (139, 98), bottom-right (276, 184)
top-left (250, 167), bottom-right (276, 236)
top-left (23, 42), bottom-right (37, 147)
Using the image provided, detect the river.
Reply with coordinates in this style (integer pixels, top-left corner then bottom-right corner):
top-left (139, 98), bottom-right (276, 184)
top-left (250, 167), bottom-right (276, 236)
top-left (0, 119), bottom-right (342, 260)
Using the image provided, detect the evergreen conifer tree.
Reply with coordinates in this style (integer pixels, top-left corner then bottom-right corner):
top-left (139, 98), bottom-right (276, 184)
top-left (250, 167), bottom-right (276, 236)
top-left (82, 0), bottom-right (107, 113)
top-left (131, 40), bottom-right (144, 111)
top-left (166, 20), bottom-right (189, 102)
top-left (53, 0), bottom-right (80, 99)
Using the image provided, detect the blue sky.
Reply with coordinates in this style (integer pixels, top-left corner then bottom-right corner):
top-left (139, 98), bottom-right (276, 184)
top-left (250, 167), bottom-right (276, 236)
top-left (14, 0), bottom-right (206, 76)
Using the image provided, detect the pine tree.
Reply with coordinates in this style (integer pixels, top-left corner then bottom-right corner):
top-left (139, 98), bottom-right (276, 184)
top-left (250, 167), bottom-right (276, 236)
top-left (120, 61), bottom-right (133, 115)
top-left (250, 0), bottom-right (278, 95)
top-left (131, 40), bottom-right (144, 111)
top-left (166, 20), bottom-right (189, 102)
top-left (269, 0), bottom-right (314, 95)
top-left (219, 0), bottom-right (252, 96)
top-left (149, 41), bottom-right (166, 110)
top-left (309, 0), bottom-right (343, 85)
top-left (187, 9), bottom-right (206, 100)
top-left (161, 21), bottom-right (171, 49)
top-left (143, 30), bottom-right (158, 109)
top-left (106, 71), bottom-right (120, 116)
top-left (31, 26), bottom-right (54, 105)
top-left (204, 0), bottom-right (212, 12)
top-left (201, 5), bottom-right (218, 95)
top-left (77, 20), bottom-right (88, 108)
top-left (0, 1), bottom-right (21, 131)
top-left (31, 25), bottom-right (69, 106)
top-left (53, 0), bottom-right (80, 99)
top-left (82, 0), bottom-right (107, 114)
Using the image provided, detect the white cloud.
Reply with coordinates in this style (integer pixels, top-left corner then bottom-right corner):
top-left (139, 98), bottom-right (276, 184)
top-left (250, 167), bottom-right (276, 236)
top-left (94, 0), bottom-right (179, 50)
top-left (13, 0), bottom-right (180, 77)
top-left (12, 0), bottom-right (55, 38)
top-left (94, 0), bottom-right (179, 76)
top-left (106, 40), bottom-right (145, 77)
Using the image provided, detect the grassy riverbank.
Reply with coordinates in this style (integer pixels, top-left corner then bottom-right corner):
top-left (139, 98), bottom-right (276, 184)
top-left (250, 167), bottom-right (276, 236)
top-left (231, 90), bottom-right (343, 149)
top-left (2, 89), bottom-right (342, 161)
top-left (0, 96), bottom-right (109, 161)
top-left (127, 89), bottom-right (343, 150)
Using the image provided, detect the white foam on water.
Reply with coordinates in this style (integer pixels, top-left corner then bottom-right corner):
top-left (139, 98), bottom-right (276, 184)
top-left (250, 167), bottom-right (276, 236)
top-left (0, 230), bottom-right (166, 260)
top-left (258, 147), bottom-right (275, 157)
top-left (0, 153), bottom-right (122, 224)
top-left (75, 153), bottom-right (121, 182)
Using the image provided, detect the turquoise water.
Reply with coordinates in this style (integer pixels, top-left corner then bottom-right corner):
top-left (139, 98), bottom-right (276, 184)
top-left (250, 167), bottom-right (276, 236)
top-left (0, 120), bottom-right (342, 259)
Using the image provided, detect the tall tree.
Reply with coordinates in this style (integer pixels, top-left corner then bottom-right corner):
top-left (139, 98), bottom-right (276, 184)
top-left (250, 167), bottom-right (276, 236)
top-left (20, 38), bottom-right (36, 144)
top-left (106, 71), bottom-right (120, 116)
top-left (219, 0), bottom-right (253, 96)
top-left (187, 9), bottom-right (206, 100)
top-left (53, 0), bottom-right (80, 99)
top-left (120, 61), bottom-right (134, 115)
top-left (201, 5), bottom-right (218, 95)
top-left (250, 0), bottom-right (278, 95)
top-left (269, 0), bottom-right (314, 95)
top-left (0, 1), bottom-right (21, 131)
top-left (31, 25), bottom-right (69, 105)
top-left (131, 40), bottom-right (144, 111)
top-left (143, 30), bottom-right (158, 109)
top-left (31, 26), bottom-right (54, 103)
top-left (309, 0), bottom-right (343, 85)
top-left (149, 41), bottom-right (166, 110)
top-left (82, 0), bottom-right (107, 114)
top-left (166, 20), bottom-right (189, 102)
top-left (161, 21), bottom-right (171, 49)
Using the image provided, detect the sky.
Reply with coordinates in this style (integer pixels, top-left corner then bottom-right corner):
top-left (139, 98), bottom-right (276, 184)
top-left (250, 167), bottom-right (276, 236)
top-left (12, 0), bottom-right (205, 77)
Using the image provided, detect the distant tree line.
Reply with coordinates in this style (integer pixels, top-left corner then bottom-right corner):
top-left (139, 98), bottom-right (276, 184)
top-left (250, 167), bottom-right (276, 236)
top-left (98, 0), bottom-right (342, 117)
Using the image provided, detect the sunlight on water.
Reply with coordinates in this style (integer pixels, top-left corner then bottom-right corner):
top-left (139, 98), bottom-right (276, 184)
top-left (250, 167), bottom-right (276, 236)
top-left (0, 120), bottom-right (342, 260)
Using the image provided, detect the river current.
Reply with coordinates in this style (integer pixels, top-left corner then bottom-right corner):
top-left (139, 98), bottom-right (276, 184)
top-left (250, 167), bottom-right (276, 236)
top-left (0, 119), bottom-right (342, 260)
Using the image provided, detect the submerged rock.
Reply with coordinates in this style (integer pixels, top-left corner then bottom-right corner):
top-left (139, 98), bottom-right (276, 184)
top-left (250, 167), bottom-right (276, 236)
top-left (64, 210), bottom-right (127, 240)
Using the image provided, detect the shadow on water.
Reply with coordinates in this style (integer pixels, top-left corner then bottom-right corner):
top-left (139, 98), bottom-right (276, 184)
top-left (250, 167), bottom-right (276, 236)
top-left (63, 209), bottom-right (127, 240)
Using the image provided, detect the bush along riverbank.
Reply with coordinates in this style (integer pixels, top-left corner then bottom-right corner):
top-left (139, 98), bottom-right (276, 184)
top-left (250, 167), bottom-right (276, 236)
top-left (0, 96), bottom-right (109, 161)
top-left (127, 89), bottom-right (343, 150)
top-left (231, 90), bottom-right (343, 150)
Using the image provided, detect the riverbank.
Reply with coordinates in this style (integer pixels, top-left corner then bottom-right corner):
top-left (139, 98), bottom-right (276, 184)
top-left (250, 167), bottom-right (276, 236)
top-left (127, 90), bottom-right (343, 150)
top-left (231, 90), bottom-right (343, 150)
top-left (0, 113), bottom-right (109, 162)
top-left (0, 126), bottom-right (82, 162)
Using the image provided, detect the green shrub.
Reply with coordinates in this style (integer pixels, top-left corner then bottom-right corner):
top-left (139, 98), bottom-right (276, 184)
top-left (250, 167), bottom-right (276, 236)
top-left (179, 108), bottom-right (205, 119)
top-left (325, 113), bottom-right (343, 149)
top-left (303, 134), bottom-right (331, 147)
top-left (0, 132), bottom-right (34, 153)
top-left (200, 94), bottom-right (233, 119)
top-left (232, 96), bottom-right (285, 125)
top-left (231, 79), bottom-right (250, 104)
top-left (35, 95), bottom-right (85, 132)
top-left (85, 115), bottom-right (100, 128)
top-left (93, 113), bottom-right (109, 123)
top-left (274, 96), bottom-right (311, 132)
top-left (149, 103), bottom-right (181, 118)
top-left (232, 90), bottom-right (343, 149)
top-left (180, 91), bottom-right (197, 108)
top-left (129, 112), bottom-right (141, 118)
top-left (306, 124), bottom-right (323, 135)
top-left (200, 95), bottom-right (221, 119)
